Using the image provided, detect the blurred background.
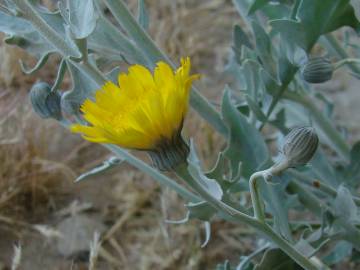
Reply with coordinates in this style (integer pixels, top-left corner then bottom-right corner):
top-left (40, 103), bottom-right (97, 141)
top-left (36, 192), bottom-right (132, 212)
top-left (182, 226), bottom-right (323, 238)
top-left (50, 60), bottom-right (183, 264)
top-left (1, 0), bottom-right (360, 269)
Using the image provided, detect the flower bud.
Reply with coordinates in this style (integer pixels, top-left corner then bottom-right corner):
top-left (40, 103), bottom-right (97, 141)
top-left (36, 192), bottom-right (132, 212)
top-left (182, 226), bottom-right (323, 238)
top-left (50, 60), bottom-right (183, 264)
top-left (281, 126), bottom-right (319, 167)
top-left (30, 82), bottom-right (62, 120)
top-left (301, 57), bottom-right (333, 84)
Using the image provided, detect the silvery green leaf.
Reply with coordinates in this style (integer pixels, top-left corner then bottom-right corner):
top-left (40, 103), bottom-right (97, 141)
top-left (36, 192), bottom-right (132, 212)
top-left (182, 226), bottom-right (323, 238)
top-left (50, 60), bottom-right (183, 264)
top-left (186, 201), bottom-right (216, 221)
top-left (350, 0), bottom-right (360, 21)
top-left (188, 141), bottom-right (223, 200)
top-left (245, 94), bottom-right (267, 123)
top-left (259, 177), bottom-right (293, 241)
top-left (294, 238), bottom-right (316, 258)
top-left (205, 152), bottom-right (228, 183)
top-left (137, 0), bottom-right (149, 31)
top-left (88, 17), bottom-right (147, 65)
top-left (251, 21), bottom-right (276, 77)
top-left (62, 0), bottom-right (98, 39)
top-left (333, 185), bottom-right (358, 222)
top-left (0, 10), bottom-right (55, 56)
top-left (76, 156), bottom-right (123, 182)
top-left (221, 89), bottom-right (270, 178)
top-left (323, 241), bottom-right (353, 265)
top-left (260, 69), bottom-right (281, 98)
top-left (51, 59), bottom-right (67, 92)
top-left (19, 51), bottom-right (53, 74)
top-left (276, 41), bottom-right (299, 84)
top-left (270, 0), bottom-right (360, 51)
top-left (233, 24), bottom-right (252, 50)
top-left (60, 61), bottom-right (98, 115)
top-left (201, 222), bottom-right (211, 248)
top-left (242, 60), bottom-right (263, 99)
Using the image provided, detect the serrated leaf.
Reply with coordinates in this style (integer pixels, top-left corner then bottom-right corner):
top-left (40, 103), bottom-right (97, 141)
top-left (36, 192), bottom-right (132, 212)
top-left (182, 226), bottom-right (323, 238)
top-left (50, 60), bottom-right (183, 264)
top-left (19, 51), bottom-right (53, 74)
top-left (75, 156), bottom-right (123, 182)
top-left (188, 142), bottom-right (223, 200)
top-left (270, 0), bottom-right (360, 50)
top-left (221, 89), bottom-right (270, 178)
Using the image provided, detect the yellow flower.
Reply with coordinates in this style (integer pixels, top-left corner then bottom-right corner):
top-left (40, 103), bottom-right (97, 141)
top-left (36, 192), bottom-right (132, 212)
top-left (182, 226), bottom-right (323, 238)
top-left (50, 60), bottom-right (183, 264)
top-left (71, 57), bottom-right (199, 170)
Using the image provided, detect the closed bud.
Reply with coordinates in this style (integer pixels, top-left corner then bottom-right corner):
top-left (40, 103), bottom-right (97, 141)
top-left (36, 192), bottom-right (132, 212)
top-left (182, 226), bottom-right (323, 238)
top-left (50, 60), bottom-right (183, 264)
top-left (281, 126), bottom-right (319, 167)
top-left (30, 82), bottom-right (62, 120)
top-left (301, 57), bottom-right (333, 84)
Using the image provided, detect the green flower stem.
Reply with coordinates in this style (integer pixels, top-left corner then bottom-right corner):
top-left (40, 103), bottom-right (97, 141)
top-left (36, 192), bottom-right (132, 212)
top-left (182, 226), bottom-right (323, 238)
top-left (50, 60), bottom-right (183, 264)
top-left (102, 0), bottom-right (228, 136)
top-left (284, 91), bottom-right (350, 161)
top-left (249, 161), bottom-right (290, 222)
top-left (323, 34), bottom-right (360, 75)
top-left (249, 171), bottom-right (266, 222)
top-left (334, 58), bottom-right (360, 70)
top-left (106, 145), bottom-right (200, 203)
top-left (287, 169), bottom-right (360, 206)
top-left (174, 163), bottom-right (319, 270)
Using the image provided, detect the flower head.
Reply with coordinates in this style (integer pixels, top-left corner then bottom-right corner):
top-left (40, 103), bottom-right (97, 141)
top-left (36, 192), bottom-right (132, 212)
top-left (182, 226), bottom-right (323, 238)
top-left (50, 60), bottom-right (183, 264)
top-left (71, 57), bottom-right (199, 170)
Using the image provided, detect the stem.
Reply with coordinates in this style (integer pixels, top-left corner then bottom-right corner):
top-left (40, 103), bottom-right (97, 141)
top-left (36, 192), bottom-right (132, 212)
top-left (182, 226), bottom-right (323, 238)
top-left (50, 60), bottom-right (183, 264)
top-left (334, 58), bottom-right (360, 70)
top-left (174, 163), bottom-right (319, 270)
top-left (284, 91), bottom-right (350, 161)
top-left (102, 0), bottom-right (228, 136)
top-left (323, 34), bottom-right (360, 75)
top-left (106, 145), bottom-right (200, 203)
top-left (249, 171), bottom-right (266, 222)
top-left (249, 161), bottom-right (291, 222)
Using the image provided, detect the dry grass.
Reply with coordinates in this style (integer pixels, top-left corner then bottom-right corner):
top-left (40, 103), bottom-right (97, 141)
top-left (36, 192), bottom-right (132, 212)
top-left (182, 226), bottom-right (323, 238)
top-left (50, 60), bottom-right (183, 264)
top-left (0, 1), bottom-right (257, 269)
